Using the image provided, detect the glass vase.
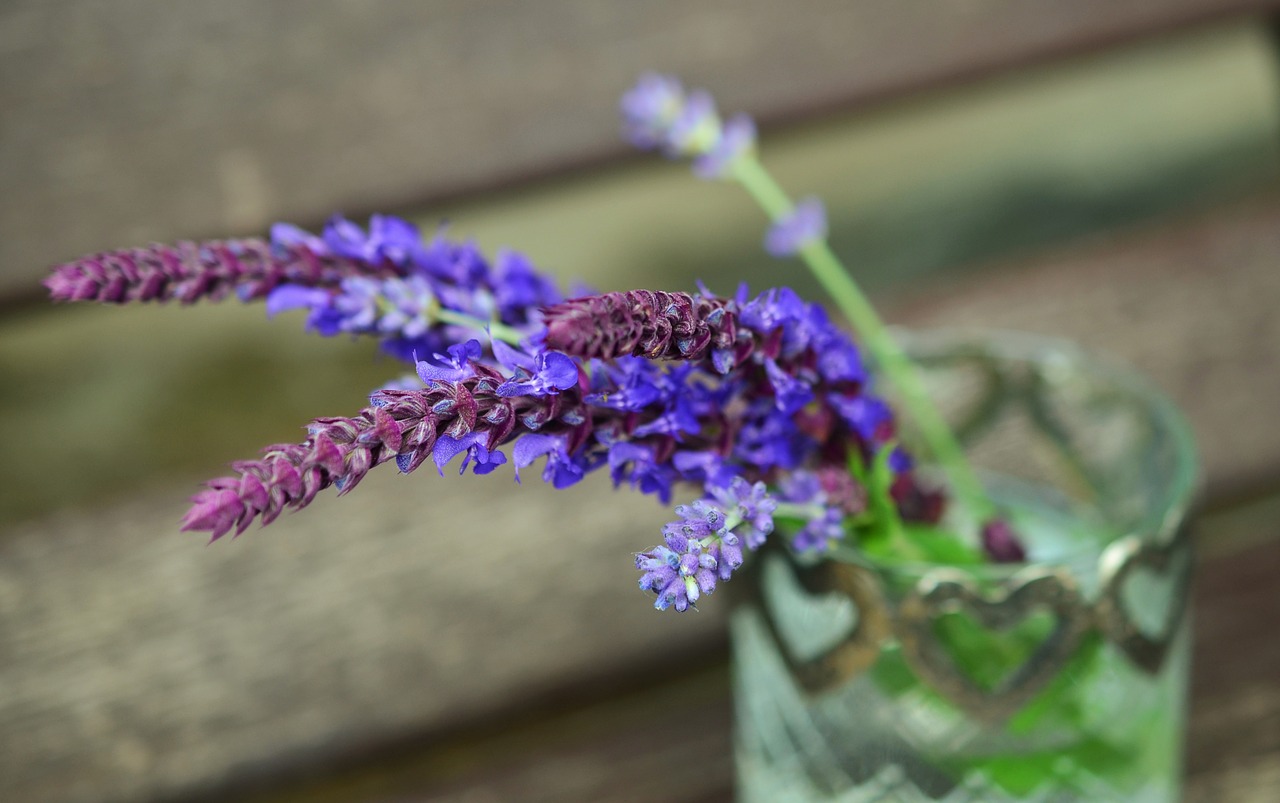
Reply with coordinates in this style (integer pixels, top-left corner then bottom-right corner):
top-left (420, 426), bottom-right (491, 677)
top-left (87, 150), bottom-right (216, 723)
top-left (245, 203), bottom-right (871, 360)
top-left (732, 330), bottom-right (1198, 802)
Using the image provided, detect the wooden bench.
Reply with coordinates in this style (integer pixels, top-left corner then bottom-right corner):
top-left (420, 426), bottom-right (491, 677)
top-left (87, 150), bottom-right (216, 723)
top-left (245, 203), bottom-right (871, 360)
top-left (3, 3), bottom-right (1279, 801)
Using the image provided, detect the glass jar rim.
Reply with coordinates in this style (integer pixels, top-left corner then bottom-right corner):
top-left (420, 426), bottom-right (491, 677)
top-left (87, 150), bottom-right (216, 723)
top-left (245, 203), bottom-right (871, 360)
top-left (842, 327), bottom-right (1201, 577)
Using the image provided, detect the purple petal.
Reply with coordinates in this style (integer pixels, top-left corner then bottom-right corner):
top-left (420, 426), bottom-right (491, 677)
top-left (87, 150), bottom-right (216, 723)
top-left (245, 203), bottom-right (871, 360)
top-left (265, 285), bottom-right (331, 317)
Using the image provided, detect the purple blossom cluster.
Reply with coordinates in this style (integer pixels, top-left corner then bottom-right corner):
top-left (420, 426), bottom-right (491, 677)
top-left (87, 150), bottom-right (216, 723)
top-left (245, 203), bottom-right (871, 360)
top-left (619, 74), bottom-right (831, 261)
top-left (154, 226), bottom-right (940, 610)
top-left (766, 197), bottom-right (828, 258)
top-left (266, 216), bottom-right (562, 362)
top-left (44, 236), bottom-right (389, 306)
top-left (620, 73), bottom-right (757, 179)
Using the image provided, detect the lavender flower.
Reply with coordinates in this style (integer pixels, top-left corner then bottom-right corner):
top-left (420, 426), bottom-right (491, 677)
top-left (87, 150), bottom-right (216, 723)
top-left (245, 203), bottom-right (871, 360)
top-left (637, 496), bottom-right (747, 609)
top-left (765, 198), bottom-right (827, 257)
top-left (543, 290), bottom-right (739, 367)
top-left (45, 238), bottom-right (389, 306)
top-left (493, 342), bottom-right (580, 397)
top-left (620, 73), bottom-right (686, 150)
top-left (694, 114), bottom-right (756, 179)
top-left (792, 509), bottom-right (847, 552)
top-left (177, 272), bottom-right (937, 612)
top-left (261, 219), bottom-right (565, 362)
top-left (708, 477), bottom-right (777, 549)
top-left (620, 73), bottom-right (756, 180)
top-left (778, 468), bottom-right (858, 553)
top-left (47, 215), bottom-right (570, 372)
top-left (981, 518), bottom-right (1028, 563)
top-left (416, 341), bottom-right (482, 384)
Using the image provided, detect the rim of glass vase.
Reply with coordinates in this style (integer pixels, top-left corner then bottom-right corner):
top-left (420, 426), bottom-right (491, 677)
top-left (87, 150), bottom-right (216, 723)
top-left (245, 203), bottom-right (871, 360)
top-left (825, 327), bottom-right (1201, 579)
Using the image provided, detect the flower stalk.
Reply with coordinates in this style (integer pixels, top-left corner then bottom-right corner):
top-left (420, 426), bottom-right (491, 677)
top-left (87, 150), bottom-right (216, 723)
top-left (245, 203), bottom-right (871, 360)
top-left (734, 148), bottom-right (993, 521)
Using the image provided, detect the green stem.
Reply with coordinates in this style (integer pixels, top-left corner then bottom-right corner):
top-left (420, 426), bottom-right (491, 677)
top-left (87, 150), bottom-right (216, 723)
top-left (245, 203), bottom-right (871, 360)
top-left (730, 156), bottom-right (994, 520)
top-left (772, 502), bottom-right (826, 520)
top-left (436, 309), bottom-right (525, 346)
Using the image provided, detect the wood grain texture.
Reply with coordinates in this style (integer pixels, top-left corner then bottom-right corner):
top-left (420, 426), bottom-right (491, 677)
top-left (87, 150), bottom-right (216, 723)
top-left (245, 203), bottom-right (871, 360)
top-left (3, 193), bottom-right (1279, 801)
top-left (890, 194), bottom-right (1280, 502)
top-left (4, 0), bottom-right (1278, 298)
top-left (201, 496), bottom-right (1280, 803)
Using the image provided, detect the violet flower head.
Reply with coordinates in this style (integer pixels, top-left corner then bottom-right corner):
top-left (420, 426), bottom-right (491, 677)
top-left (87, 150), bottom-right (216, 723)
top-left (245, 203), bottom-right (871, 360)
top-left (512, 434), bottom-right (587, 489)
top-left (620, 73), bottom-right (756, 180)
top-left (257, 218), bottom-right (570, 364)
top-left (708, 476), bottom-right (777, 549)
top-left (493, 341), bottom-right (580, 397)
top-left (416, 340), bottom-right (482, 384)
top-left (621, 73), bottom-right (686, 150)
top-left (792, 508), bottom-right (847, 553)
top-left (45, 237), bottom-right (389, 306)
top-left (981, 518), bottom-right (1028, 563)
top-left (542, 290), bottom-right (738, 367)
top-left (693, 114), bottom-right (756, 179)
top-left (765, 198), bottom-right (827, 257)
top-left (171, 262), bottom-right (936, 611)
top-left (636, 486), bottom-right (770, 612)
top-left (777, 468), bottom-right (858, 553)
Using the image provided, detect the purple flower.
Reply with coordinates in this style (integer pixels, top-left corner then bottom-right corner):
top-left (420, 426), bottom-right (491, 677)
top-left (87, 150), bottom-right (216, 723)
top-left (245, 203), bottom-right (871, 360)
top-left (265, 284), bottom-right (332, 318)
top-left (735, 407), bottom-right (807, 471)
top-left (322, 215), bottom-right (375, 261)
top-left (367, 214), bottom-right (427, 267)
top-left (608, 442), bottom-right (677, 504)
top-left (778, 470), bottom-right (824, 505)
top-left (693, 114), bottom-right (755, 179)
top-left (888, 446), bottom-right (913, 474)
top-left (982, 518), bottom-right (1028, 563)
top-left (584, 357), bottom-right (665, 411)
top-left (416, 340), bottom-right (482, 384)
top-left (493, 249), bottom-right (562, 323)
top-left (792, 508), bottom-right (846, 552)
top-left (764, 358), bottom-right (814, 414)
top-left (765, 198), bottom-right (827, 257)
top-left (270, 222), bottom-right (329, 253)
top-left (636, 492), bottom-right (763, 612)
top-left (671, 450), bottom-right (738, 488)
top-left (433, 431), bottom-right (507, 476)
top-left (665, 89), bottom-right (719, 156)
top-left (321, 214), bottom-right (427, 268)
top-left (621, 74), bottom-right (761, 184)
top-left (512, 434), bottom-right (586, 489)
top-left (708, 477), bottom-right (777, 549)
top-left (621, 73), bottom-right (686, 150)
top-left (495, 346), bottom-right (580, 397)
top-left (631, 394), bottom-right (702, 439)
top-left (415, 231), bottom-right (492, 287)
top-left (831, 394), bottom-right (893, 444)
top-left (375, 276), bottom-right (438, 338)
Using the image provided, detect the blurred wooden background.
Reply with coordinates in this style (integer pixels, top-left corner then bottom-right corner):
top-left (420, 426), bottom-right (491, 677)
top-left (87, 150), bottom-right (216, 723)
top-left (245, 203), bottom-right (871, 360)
top-left (2, 2), bottom-right (1279, 801)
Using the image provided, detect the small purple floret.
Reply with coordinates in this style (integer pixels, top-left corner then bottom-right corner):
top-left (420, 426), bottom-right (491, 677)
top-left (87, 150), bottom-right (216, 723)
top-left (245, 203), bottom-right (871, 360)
top-left (981, 518), bottom-right (1028, 563)
top-left (416, 340), bottom-right (482, 384)
top-left (693, 114), bottom-right (756, 179)
top-left (621, 73), bottom-right (685, 150)
top-left (765, 198), bottom-right (827, 257)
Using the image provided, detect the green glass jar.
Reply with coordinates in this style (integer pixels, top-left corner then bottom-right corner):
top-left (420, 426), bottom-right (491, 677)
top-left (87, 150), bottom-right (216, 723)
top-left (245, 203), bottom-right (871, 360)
top-left (733, 331), bottom-right (1198, 802)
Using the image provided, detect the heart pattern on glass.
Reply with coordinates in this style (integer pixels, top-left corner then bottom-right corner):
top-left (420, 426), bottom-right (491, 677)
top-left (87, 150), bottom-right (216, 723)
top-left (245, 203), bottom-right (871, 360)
top-left (1097, 525), bottom-right (1192, 675)
top-left (897, 567), bottom-right (1091, 722)
top-left (756, 553), bottom-right (890, 694)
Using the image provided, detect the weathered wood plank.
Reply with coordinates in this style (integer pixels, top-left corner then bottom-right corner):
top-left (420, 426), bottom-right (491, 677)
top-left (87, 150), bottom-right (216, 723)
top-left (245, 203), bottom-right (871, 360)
top-left (205, 494), bottom-right (1280, 803)
top-left (4, 193), bottom-right (1280, 802)
top-left (4, 0), bottom-right (1279, 298)
top-left (890, 195), bottom-right (1280, 503)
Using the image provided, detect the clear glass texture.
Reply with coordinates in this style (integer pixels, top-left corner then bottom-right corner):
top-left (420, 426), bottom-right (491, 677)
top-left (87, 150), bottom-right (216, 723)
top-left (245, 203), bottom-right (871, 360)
top-left (733, 330), bottom-right (1199, 802)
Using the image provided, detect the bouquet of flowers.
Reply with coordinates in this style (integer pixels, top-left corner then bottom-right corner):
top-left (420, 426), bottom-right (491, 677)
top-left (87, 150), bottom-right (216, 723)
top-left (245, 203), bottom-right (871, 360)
top-left (46, 75), bottom-right (1194, 802)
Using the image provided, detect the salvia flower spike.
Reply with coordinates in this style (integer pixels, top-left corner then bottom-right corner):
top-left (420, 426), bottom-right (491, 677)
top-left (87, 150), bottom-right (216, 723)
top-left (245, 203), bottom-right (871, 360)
top-left (46, 74), bottom-right (1031, 610)
top-left (621, 72), bottom-right (997, 522)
